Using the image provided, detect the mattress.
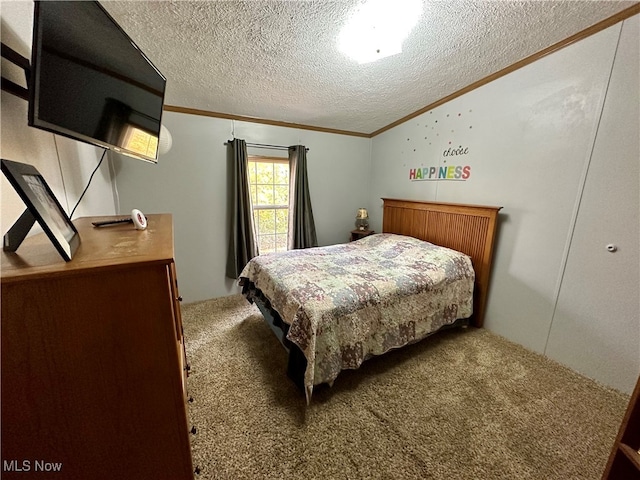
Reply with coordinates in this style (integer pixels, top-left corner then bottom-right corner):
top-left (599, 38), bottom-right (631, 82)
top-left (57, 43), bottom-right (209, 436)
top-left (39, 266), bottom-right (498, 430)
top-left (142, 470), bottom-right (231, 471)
top-left (239, 233), bottom-right (475, 400)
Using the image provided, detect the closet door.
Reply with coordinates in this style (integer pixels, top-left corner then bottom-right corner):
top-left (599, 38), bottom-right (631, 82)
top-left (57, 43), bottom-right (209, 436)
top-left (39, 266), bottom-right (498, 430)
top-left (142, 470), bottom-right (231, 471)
top-left (545, 17), bottom-right (639, 394)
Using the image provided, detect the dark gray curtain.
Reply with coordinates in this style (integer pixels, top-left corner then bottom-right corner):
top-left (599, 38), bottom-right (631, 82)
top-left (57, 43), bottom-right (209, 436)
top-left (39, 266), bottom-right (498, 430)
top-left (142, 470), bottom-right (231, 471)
top-left (288, 145), bottom-right (317, 249)
top-left (226, 138), bottom-right (258, 278)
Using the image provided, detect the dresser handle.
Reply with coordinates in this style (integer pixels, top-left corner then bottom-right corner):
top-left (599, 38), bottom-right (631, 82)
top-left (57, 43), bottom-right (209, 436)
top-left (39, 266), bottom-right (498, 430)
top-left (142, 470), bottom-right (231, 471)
top-left (177, 296), bottom-right (183, 302)
top-left (190, 425), bottom-right (197, 435)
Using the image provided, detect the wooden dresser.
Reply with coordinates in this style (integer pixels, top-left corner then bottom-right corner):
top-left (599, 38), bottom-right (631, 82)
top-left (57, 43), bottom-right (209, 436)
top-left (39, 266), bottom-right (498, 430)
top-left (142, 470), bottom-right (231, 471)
top-left (1, 214), bottom-right (193, 480)
top-left (602, 375), bottom-right (640, 479)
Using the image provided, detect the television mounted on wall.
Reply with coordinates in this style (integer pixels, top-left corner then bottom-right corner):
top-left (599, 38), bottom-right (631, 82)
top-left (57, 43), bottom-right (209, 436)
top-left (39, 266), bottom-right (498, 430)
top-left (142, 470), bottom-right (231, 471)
top-left (28, 1), bottom-right (166, 163)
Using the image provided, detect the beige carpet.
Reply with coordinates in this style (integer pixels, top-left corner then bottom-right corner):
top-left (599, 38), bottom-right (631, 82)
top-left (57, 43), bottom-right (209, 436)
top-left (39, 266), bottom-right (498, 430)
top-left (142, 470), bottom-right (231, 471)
top-left (183, 295), bottom-right (628, 480)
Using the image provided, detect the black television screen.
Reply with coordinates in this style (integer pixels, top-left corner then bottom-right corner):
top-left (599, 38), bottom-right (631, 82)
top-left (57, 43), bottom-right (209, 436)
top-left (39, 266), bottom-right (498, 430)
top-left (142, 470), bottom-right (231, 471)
top-left (28, 1), bottom-right (166, 163)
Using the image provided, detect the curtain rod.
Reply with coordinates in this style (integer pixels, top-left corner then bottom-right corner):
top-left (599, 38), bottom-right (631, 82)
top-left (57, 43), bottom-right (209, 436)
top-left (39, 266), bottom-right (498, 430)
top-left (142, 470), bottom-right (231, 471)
top-left (224, 141), bottom-right (309, 152)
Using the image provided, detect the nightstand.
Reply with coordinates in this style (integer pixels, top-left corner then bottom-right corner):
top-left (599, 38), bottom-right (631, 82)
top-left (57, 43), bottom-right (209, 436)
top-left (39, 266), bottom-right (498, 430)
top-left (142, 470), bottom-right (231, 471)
top-left (350, 229), bottom-right (375, 242)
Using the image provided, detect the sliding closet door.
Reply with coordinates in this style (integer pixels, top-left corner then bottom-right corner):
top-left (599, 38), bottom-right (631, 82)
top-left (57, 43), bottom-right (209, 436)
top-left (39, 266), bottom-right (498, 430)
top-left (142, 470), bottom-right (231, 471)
top-left (545, 17), bottom-right (640, 394)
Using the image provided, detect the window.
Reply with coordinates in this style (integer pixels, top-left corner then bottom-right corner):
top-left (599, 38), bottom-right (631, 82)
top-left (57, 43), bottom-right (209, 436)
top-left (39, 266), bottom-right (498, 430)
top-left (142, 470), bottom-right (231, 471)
top-left (248, 156), bottom-right (289, 254)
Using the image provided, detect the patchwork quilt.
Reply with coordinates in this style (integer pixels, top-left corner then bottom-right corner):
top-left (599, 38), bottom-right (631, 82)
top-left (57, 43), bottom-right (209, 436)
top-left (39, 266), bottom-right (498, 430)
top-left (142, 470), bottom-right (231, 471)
top-left (239, 233), bottom-right (474, 400)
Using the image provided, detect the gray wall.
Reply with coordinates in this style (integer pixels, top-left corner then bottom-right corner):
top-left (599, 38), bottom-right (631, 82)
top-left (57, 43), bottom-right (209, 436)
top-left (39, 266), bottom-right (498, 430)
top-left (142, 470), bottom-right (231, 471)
top-left (113, 114), bottom-right (372, 303)
top-left (368, 18), bottom-right (639, 394)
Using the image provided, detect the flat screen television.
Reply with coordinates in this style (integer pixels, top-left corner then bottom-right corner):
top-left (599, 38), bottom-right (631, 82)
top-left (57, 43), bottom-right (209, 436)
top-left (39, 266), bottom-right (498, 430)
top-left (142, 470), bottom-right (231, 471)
top-left (28, 1), bottom-right (166, 163)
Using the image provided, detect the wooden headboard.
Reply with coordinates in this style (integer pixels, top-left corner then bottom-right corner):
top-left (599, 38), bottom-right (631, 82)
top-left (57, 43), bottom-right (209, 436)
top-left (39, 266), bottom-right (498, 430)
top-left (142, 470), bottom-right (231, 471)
top-left (382, 198), bottom-right (502, 328)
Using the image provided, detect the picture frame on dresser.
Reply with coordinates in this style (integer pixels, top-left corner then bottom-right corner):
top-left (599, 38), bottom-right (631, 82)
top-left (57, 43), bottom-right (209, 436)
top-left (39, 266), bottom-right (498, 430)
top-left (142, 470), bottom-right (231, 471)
top-left (1, 158), bottom-right (80, 261)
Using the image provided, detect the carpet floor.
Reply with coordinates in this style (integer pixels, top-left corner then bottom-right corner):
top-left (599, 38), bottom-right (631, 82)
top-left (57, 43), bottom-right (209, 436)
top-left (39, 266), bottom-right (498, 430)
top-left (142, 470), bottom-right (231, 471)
top-left (182, 295), bottom-right (628, 480)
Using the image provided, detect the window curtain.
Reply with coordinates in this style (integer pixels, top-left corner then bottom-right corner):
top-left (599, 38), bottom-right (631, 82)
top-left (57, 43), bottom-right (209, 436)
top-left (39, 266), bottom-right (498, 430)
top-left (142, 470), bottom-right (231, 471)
top-left (288, 145), bottom-right (317, 249)
top-left (226, 138), bottom-right (258, 279)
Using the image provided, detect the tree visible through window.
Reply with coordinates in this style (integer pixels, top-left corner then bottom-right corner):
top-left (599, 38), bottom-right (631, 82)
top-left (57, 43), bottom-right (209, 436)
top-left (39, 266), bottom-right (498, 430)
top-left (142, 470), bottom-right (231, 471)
top-left (248, 156), bottom-right (289, 254)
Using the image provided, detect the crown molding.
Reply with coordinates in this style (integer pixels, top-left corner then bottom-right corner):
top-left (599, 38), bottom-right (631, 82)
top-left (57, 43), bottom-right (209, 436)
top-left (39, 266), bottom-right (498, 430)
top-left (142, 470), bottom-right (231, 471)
top-left (163, 105), bottom-right (370, 138)
top-left (164, 5), bottom-right (640, 140)
top-left (370, 4), bottom-right (640, 137)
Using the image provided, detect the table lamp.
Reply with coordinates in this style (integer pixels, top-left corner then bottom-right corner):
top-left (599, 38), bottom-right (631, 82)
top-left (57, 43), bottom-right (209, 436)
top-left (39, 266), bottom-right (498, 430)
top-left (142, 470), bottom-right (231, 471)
top-left (355, 208), bottom-right (369, 231)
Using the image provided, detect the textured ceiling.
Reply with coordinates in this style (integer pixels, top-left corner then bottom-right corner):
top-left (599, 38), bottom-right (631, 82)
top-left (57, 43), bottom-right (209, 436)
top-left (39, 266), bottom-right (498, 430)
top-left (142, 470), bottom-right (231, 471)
top-left (65, 2), bottom-right (640, 134)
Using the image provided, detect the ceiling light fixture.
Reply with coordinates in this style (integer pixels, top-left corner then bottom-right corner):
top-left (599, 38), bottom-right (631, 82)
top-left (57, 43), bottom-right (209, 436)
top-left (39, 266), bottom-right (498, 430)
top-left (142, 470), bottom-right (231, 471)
top-left (338, 0), bottom-right (423, 64)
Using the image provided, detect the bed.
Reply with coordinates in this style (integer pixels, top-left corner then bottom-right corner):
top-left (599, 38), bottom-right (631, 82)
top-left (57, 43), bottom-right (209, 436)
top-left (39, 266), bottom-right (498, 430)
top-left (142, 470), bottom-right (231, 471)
top-left (240, 198), bottom-right (502, 401)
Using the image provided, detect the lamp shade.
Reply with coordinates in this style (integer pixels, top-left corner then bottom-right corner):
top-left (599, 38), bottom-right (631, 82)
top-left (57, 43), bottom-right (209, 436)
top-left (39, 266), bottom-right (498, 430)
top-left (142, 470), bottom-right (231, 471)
top-left (355, 208), bottom-right (369, 230)
top-left (158, 124), bottom-right (173, 155)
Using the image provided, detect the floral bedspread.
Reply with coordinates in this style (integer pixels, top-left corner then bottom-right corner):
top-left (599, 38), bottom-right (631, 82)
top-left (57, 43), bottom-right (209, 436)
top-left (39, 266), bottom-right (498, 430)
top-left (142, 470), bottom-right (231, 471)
top-left (239, 233), bottom-right (474, 400)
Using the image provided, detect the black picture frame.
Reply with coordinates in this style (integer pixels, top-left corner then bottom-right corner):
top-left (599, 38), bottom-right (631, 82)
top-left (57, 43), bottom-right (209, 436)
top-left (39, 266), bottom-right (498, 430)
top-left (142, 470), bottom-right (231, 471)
top-left (1, 158), bottom-right (80, 261)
